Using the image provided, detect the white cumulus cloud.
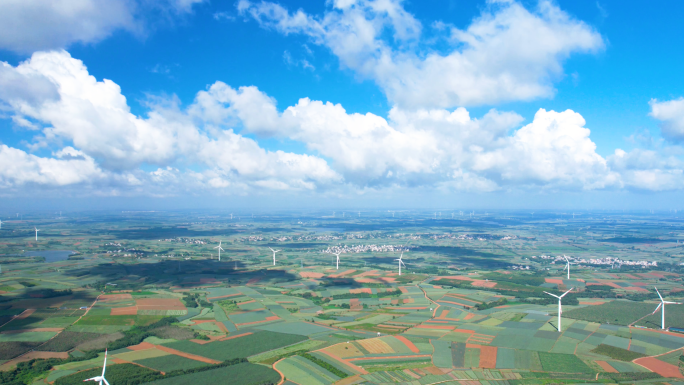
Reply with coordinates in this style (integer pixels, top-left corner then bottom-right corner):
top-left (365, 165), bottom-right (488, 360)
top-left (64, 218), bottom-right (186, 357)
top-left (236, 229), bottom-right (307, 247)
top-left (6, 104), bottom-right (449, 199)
top-left (650, 98), bottom-right (684, 143)
top-left (238, 0), bottom-right (604, 108)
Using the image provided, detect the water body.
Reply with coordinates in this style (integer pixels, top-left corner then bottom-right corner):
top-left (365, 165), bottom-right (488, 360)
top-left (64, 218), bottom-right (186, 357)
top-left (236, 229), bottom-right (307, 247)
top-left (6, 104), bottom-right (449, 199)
top-left (24, 250), bottom-right (77, 263)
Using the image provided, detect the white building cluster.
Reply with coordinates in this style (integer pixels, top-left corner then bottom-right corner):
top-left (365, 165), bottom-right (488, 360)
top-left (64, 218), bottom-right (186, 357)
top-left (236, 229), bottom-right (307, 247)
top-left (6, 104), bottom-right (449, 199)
top-left (530, 254), bottom-right (657, 268)
top-left (322, 244), bottom-right (410, 254)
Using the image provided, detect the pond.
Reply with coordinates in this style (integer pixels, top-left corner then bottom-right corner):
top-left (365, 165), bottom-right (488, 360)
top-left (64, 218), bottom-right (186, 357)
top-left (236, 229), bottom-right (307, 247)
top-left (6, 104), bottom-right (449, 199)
top-left (24, 250), bottom-right (77, 263)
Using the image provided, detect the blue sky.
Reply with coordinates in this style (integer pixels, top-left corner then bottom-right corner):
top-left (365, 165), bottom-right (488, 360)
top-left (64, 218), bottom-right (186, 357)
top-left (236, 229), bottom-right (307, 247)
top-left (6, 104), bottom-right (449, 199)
top-left (1, 0), bottom-right (683, 209)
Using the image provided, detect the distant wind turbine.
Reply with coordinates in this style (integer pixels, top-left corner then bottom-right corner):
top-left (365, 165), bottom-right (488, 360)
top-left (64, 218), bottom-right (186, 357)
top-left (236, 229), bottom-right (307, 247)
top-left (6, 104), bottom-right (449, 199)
top-left (544, 288), bottom-right (574, 332)
top-left (84, 349), bottom-right (110, 384)
top-left (269, 247), bottom-right (280, 266)
top-left (563, 256), bottom-right (574, 279)
top-left (0, 219), bottom-right (2, 229)
top-left (652, 287), bottom-right (682, 330)
top-left (395, 252), bottom-right (406, 276)
top-left (333, 252), bottom-right (341, 270)
top-left (34, 227), bottom-right (39, 241)
top-left (214, 241), bottom-right (224, 261)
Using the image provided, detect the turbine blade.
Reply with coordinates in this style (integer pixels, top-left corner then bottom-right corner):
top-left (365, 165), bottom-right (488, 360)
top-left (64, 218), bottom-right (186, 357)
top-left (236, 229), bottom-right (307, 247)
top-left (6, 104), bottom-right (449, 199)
top-left (543, 291), bottom-right (561, 299)
top-left (560, 288), bottom-right (574, 298)
top-left (655, 287), bottom-right (664, 302)
top-left (652, 303), bottom-right (662, 314)
top-left (103, 379), bottom-right (110, 385)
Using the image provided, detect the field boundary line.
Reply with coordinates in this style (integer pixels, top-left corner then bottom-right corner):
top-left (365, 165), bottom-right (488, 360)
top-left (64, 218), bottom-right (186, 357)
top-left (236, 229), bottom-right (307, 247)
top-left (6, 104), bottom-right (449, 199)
top-left (271, 357), bottom-right (291, 385)
top-left (574, 329), bottom-right (597, 355)
top-left (2, 292), bottom-right (102, 368)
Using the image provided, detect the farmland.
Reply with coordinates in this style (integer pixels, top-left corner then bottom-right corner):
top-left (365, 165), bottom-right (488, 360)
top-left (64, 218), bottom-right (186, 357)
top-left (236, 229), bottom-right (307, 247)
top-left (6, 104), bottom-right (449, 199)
top-left (0, 209), bottom-right (683, 384)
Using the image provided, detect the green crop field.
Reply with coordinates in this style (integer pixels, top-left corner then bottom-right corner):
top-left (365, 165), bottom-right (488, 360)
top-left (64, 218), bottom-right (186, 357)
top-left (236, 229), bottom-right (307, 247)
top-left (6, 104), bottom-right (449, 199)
top-left (538, 352), bottom-right (592, 373)
top-left (162, 331), bottom-right (308, 361)
top-left (591, 344), bottom-right (647, 361)
top-left (563, 301), bottom-right (656, 326)
top-left (36, 331), bottom-right (101, 352)
top-left (135, 354), bottom-right (207, 372)
top-left (148, 362), bottom-right (280, 385)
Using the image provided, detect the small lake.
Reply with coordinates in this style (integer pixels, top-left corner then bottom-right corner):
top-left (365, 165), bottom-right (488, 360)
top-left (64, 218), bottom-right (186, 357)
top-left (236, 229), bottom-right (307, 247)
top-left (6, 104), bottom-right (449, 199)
top-left (25, 250), bottom-right (77, 263)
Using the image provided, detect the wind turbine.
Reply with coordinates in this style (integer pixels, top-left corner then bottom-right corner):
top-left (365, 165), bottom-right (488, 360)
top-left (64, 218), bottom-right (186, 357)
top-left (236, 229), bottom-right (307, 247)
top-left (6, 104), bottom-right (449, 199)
top-left (84, 349), bottom-right (110, 384)
top-left (543, 288), bottom-right (574, 332)
top-left (333, 252), bottom-right (341, 270)
top-left (34, 227), bottom-right (39, 241)
top-left (214, 241), bottom-right (224, 261)
top-left (652, 287), bottom-right (682, 330)
top-left (269, 247), bottom-right (280, 266)
top-left (394, 252), bottom-right (406, 276)
top-left (563, 256), bottom-right (574, 279)
top-left (0, 219), bottom-right (2, 229)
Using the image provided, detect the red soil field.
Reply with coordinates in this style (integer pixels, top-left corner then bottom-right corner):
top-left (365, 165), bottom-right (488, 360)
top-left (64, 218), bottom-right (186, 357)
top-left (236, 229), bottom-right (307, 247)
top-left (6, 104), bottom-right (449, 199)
top-left (634, 356), bottom-right (684, 378)
top-left (235, 315), bottom-right (280, 327)
top-left (300, 272), bottom-right (325, 278)
top-left (452, 329), bottom-right (476, 335)
top-left (111, 306), bottom-right (138, 315)
top-left (206, 293), bottom-right (242, 300)
top-left (128, 342), bottom-right (156, 351)
top-left (625, 286), bottom-right (649, 292)
top-left (438, 310), bottom-right (450, 319)
top-left (464, 313), bottom-right (476, 320)
top-left (350, 288), bottom-right (372, 294)
top-left (246, 277), bottom-right (262, 284)
top-left (221, 332), bottom-right (252, 341)
top-left (317, 349), bottom-right (369, 374)
top-left (380, 277), bottom-right (396, 283)
top-left (545, 278), bottom-right (564, 284)
top-left (622, 274), bottom-right (640, 279)
top-left (99, 294), bottom-right (133, 301)
top-left (432, 285), bottom-right (443, 289)
top-left (597, 280), bottom-right (624, 289)
top-left (396, 307), bottom-right (427, 310)
top-left (356, 278), bottom-right (381, 283)
top-left (472, 280), bottom-right (497, 288)
top-left (394, 335), bottom-right (420, 353)
top-left (579, 301), bottom-right (606, 305)
top-left (136, 298), bottom-right (185, 310)
top-left (399, 287), bottom-right (409, 293)
top-left (595, 361), bottom-right (618, 373)
top-left (403, 298), bottom-right (414, 304)
top-left (329, 269), bottom-right (356, 278)
top-left (155, 344), bottom-right (222, 364)
top-left (478, 345), bottom-right (498, 368)
top-left (353, 270), bottom-right (380, 277)
top-left (350, 298), bottom-right (363, 311)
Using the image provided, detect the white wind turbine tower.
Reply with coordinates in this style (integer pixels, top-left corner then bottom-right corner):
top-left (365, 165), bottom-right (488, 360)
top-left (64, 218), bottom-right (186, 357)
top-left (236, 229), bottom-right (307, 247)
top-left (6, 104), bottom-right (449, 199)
top-left (84, 349), bottom-right (110, 384)
top-left (395, 252), bottom-right (406, 276)
top-left (214, 241), bottom-right (224, 261)
top-left (0, 219), bottom-right (2, 229)
top-left (34, 227), bottom-right (39, 241)
top-left (543, 288), bottom-right (574, 332)
top-left (652, 287), bottom-right (682, 330)
top-left (563, 256), bottom-right (574, 279)
top-left (333, 252), bottom-right (341, 270)
top-left (269, 247), bottom-right (280, 266)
